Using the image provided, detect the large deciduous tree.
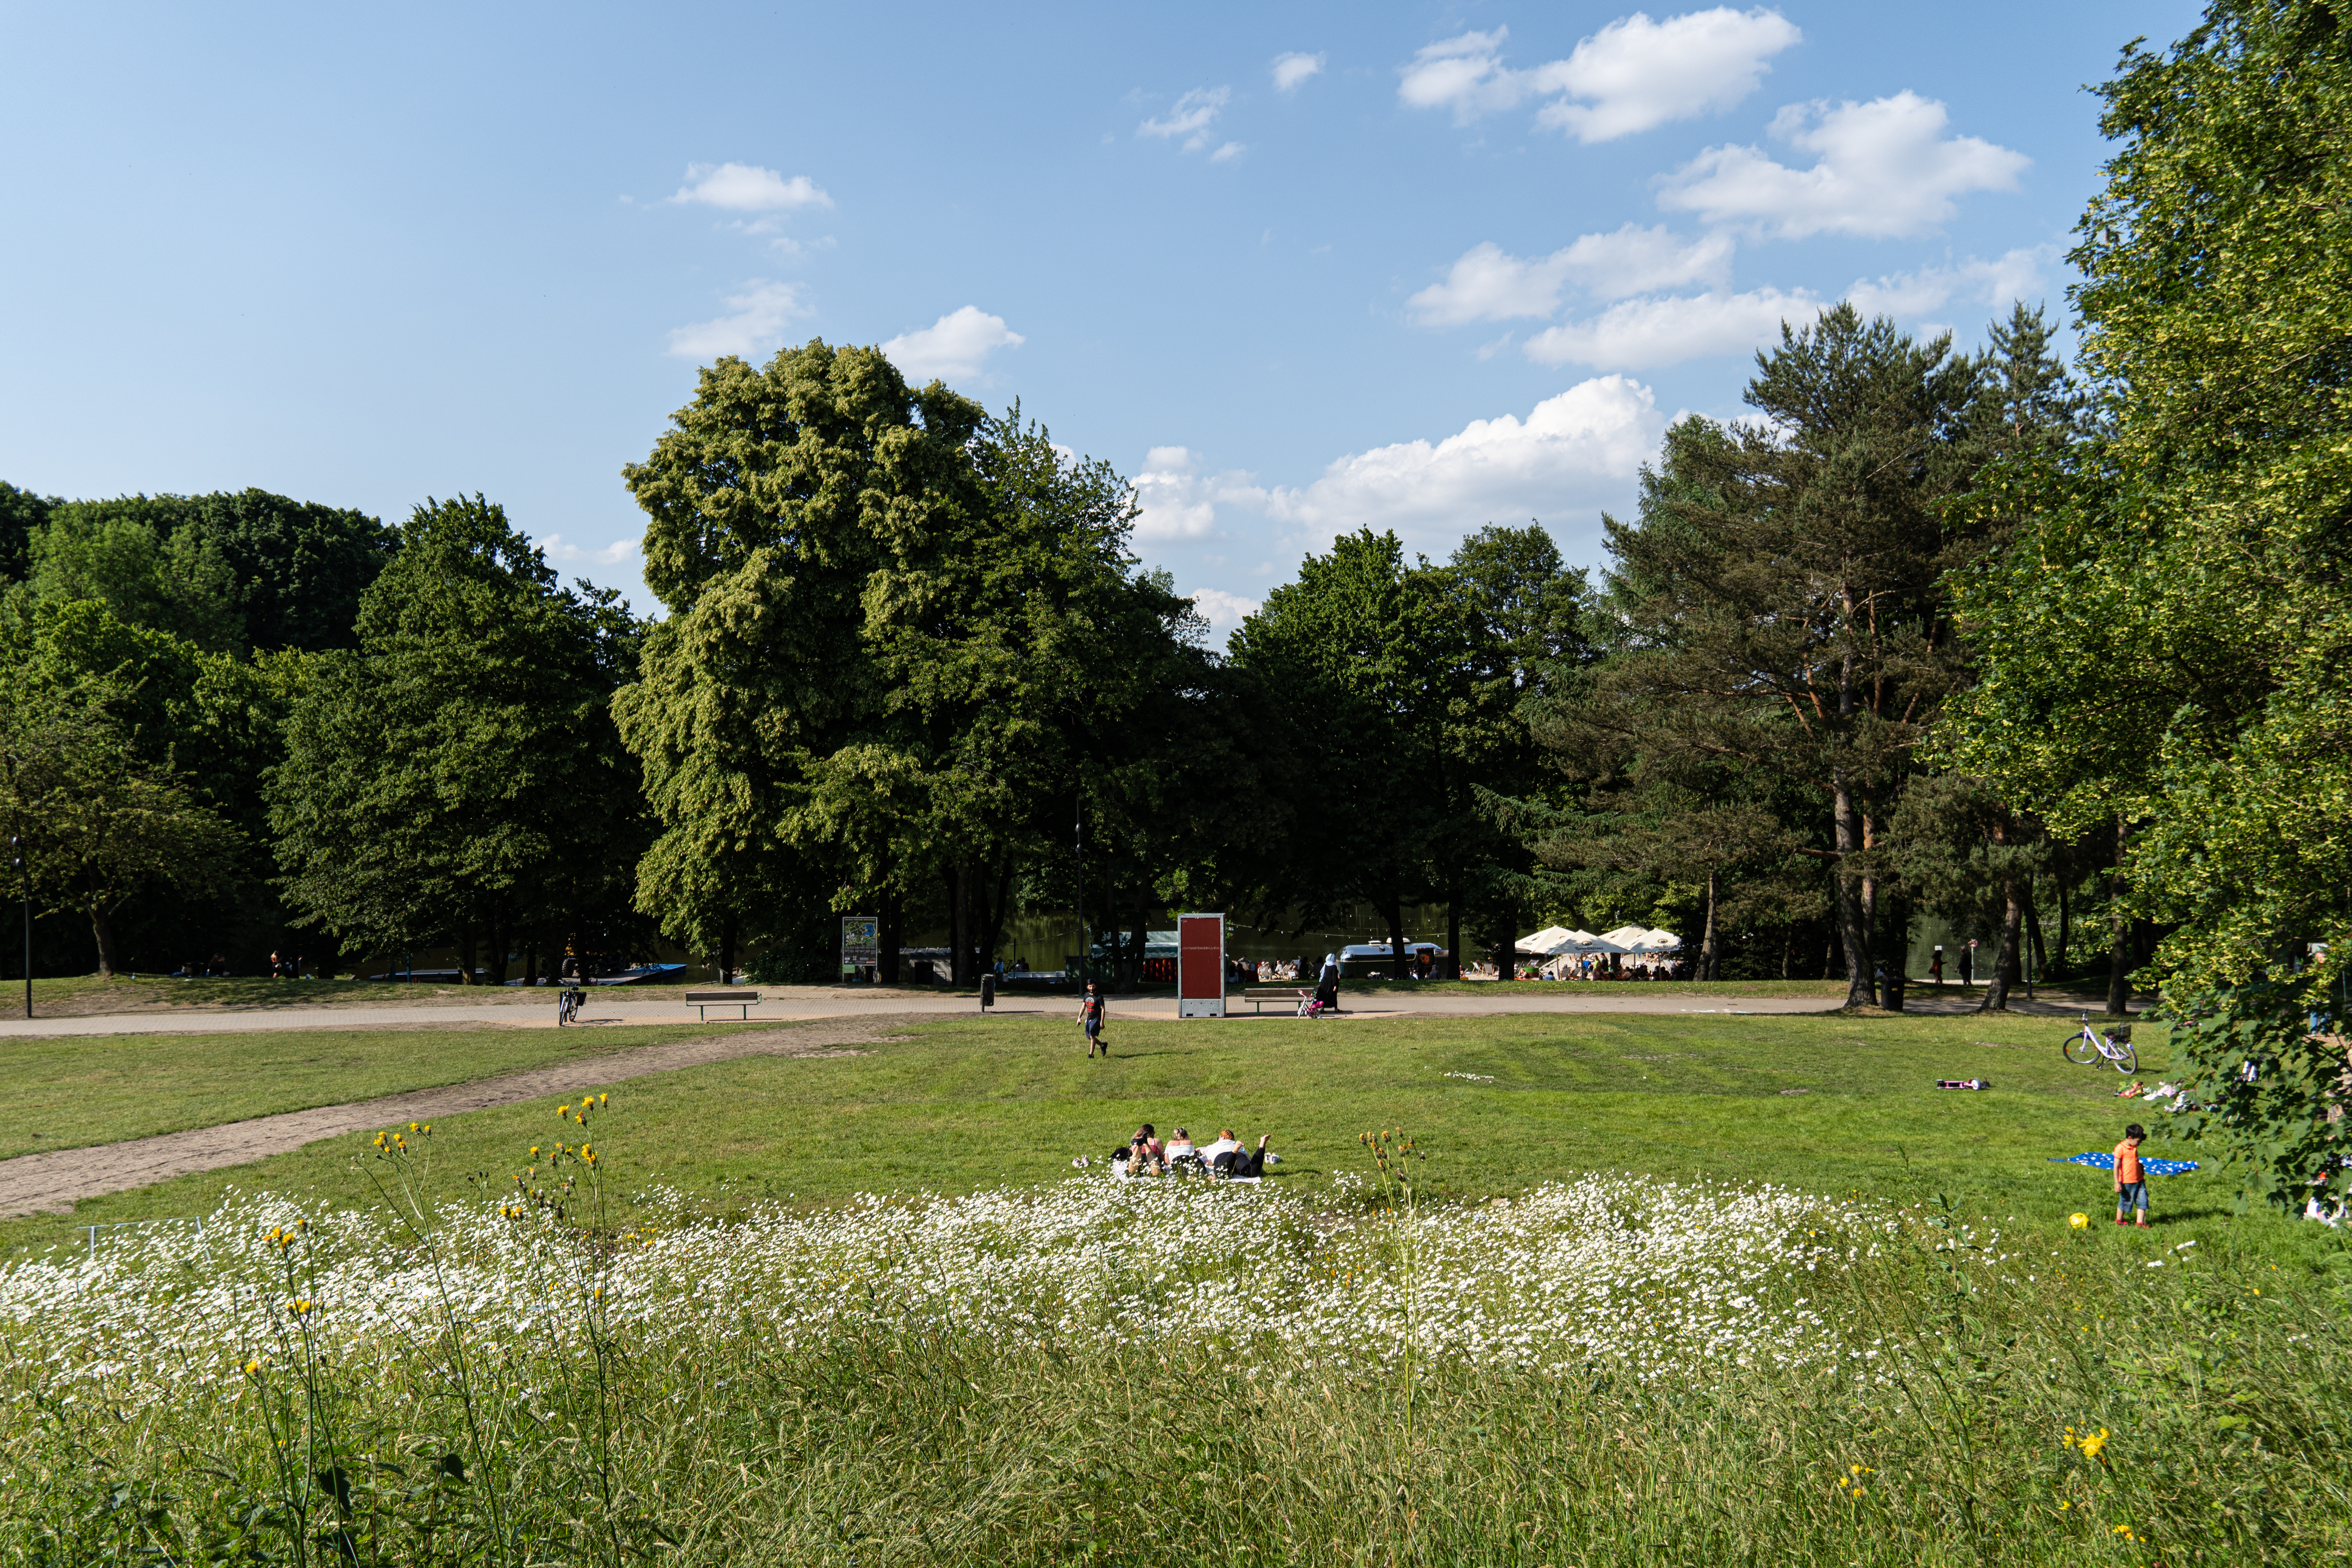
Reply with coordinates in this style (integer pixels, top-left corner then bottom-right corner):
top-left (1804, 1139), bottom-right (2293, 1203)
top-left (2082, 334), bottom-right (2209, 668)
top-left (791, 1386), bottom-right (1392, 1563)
top-left (270, 496), bottom-right (646, 980)
top-left (1232, 525), bottom-right (1580, 975)
top-left (617, 342), bottom-right (1230, 983)
top-left (1947, 0), bottom-right (2352, 993)
top-left (615, 342), bottom-right (991, 978)
top-left (0, 681), bottom-right (239, 977)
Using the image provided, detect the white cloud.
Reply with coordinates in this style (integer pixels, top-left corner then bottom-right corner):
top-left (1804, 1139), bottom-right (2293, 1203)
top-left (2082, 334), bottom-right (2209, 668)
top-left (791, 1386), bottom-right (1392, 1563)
top-left (1409, 226), bottom-right (1733, 326)
top-left (1132, 447), bottom-right (1266, 542)
top-left (1410, 244), bottom-right (1574, 326)
top-left (538, 533), bottom-right (642, 568)
top-left (1272, 51), bottom-right (1325, 91)
top-left (1139, 87), bottom-right (1232, 152)
top-left (1210, 141), bottom-right (1248, 163)
top-left (1846, 248), bottom-right (2052, 322)
top-left (669, 162), bottom-right (833, 213)
top-left (1187, 587), bottom-right (1262, 628)
top-left (1561, 225), bottom-right (1737, 300)
top-left (1540, 9), bottom-right (1802, 142)
top-left (1398, 10), bottom-right (1799, 140)
top-left (1658, 91), bottom-right (2029, 239)
top-left (1514, 247), bottom-right (2053, 371)
top-left (880, 306), bottom-right (1025, 381)
top-left (1264, 377), bottom-right (1663, 540)
top-left (665, 280), bottom-right (811, 360)
top-left (1397, 28), bottom-right (1528, 121)
top-left (1524, 287), bottom-right (1821, 370)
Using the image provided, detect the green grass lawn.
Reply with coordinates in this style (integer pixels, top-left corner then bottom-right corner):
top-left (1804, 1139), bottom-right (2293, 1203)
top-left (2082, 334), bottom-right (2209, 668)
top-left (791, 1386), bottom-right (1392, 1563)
top-left (0, 1021), bottom-right (770, 1161)
top-left (14, 1004), bottom-right (2329, 1270)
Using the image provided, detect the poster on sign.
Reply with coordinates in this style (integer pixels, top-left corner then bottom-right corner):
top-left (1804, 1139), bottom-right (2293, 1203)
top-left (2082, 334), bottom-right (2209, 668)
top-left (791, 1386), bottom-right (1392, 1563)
top-left (1178, 913), bottom-right (1225, 1019)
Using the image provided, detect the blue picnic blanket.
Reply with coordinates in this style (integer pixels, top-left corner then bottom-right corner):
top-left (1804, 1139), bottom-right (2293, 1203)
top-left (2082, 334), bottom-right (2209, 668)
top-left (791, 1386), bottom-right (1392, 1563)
top-left (2052, 1152), bottom-right (2199, 1176)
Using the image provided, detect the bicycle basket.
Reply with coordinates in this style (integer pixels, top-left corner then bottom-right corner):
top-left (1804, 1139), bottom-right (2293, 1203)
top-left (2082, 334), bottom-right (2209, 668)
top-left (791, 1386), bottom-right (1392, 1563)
top-left (2111, 1024), bottom-right (2132, 1043)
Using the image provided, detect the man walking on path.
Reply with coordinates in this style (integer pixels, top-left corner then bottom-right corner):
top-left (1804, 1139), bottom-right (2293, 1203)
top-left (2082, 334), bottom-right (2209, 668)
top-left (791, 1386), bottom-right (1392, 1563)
top-left (1080, 982), bottom-right (1108, 1059)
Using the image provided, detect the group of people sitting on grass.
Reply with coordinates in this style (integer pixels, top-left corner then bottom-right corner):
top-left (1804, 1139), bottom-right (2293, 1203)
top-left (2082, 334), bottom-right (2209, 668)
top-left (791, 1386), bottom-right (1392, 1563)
top-left (1107, 1123), bottom-right (1278, 1179)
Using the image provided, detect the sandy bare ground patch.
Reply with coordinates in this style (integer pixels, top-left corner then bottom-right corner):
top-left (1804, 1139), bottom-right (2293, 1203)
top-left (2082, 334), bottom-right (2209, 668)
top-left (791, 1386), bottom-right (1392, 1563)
top-left (0, 1018), bottom-right (917, 1219)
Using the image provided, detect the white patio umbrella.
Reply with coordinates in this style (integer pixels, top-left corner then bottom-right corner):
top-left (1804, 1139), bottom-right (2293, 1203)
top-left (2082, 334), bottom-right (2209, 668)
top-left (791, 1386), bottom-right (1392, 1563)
top-left (1515, 926), bottom-right (1577, 955)
top-left (1596, 925), bottom-right (1657, 950)
top-left (1641, 928), bottom-right (1685, 951)
top-left (1555, 930), bottom-right (1631, 954)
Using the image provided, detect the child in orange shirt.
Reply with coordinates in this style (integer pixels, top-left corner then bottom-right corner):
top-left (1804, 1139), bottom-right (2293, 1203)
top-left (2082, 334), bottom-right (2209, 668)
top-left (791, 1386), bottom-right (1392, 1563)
top-left (2114, 1123), bottom-right (2149, 1227)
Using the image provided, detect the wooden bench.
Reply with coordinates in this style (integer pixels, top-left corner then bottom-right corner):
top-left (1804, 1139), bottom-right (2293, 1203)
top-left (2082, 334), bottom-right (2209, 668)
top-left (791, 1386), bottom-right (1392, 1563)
top-left (1240, 985), bottom-right (1325, 1015)
top-left (684, 989), bottom-right (763, 1021)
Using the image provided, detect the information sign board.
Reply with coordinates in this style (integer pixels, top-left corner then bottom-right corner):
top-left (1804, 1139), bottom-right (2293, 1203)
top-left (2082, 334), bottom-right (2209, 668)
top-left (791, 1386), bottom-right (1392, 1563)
top-left (841, 915), bottom-right (878, 980)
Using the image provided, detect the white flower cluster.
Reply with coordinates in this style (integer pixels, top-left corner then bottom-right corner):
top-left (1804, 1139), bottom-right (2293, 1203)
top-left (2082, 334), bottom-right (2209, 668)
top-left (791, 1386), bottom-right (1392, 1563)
top-left (0, 1174), bottom-right (1899, 1404)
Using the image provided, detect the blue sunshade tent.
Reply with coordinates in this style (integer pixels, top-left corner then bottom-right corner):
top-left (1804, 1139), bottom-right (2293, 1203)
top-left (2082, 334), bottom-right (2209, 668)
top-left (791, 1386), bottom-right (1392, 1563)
top-left (2053, 1152), bottom-right (2200, 1176)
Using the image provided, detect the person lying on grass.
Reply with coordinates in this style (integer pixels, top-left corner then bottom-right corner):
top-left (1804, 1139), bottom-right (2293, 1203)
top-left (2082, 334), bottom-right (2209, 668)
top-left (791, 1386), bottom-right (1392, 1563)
top-left (1199, 1128), bottom-right (1274, 1178)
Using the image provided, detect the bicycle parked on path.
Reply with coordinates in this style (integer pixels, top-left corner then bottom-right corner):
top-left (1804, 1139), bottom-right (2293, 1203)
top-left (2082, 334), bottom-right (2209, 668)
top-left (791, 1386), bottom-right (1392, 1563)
top-left (2062, 1012), bottom-right (2137, 1072)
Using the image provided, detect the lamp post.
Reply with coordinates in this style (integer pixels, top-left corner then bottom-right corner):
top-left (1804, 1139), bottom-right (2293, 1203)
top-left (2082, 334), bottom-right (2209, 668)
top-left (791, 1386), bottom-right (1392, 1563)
top-left (11, 835), bottom-right (26, 1019)
top-left (1074, 803), bottom-right (1086, 987)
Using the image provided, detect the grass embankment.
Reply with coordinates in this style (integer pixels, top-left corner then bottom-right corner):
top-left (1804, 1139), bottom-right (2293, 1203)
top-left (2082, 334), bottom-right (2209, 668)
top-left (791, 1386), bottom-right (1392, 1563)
top-left (13, 972), bottom-right (550, 1016)
top-left (0, 1006), bottom-right (2254, 1256)
top-left (0, 1021), bottom-right (783, 1166)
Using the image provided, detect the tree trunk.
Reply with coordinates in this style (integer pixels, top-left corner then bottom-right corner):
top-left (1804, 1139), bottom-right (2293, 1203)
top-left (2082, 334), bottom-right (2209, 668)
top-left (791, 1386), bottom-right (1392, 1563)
top-left (1780, 927), bottom-right (1792, 980)
top-left (1125, 887), bottom-right (1147, 996)
top-left (2056, 880), bottom-right (2071, 979)
top-left (2023, 884), bottom-right (2046, 996)
top-left (1980, 881), bottom-right (2021, 1011)
top-left (979, 857), bottom-right (1013, 974)
top-left (879, 887), bottom-right (900, 985)
top-left (1445, 897), bottom-right (1462, 981)
top-left (485, 917), bottom-right (506, 987)
top-left (1859, 808), bottom-right (1879, 1004)
top-left (90, 904), bottom-right (121, 980)
top-left (717, 912), bottom-right (737, 986)
top-left (455, 919), bottom-right (475, 985)
top-left (1699, 867), bottom-right (1721, 982)
top-left (1883, 893), bottom-right (1909, 1012)
top-left (948, 866), bottom-right (971, 987)
top-left (1831, 771), bottom-right (1874, 1006)
top-left (2106, 819), bottom-right (2132, 1016)
top-left (1382, 896), bottom-right (1408, 979)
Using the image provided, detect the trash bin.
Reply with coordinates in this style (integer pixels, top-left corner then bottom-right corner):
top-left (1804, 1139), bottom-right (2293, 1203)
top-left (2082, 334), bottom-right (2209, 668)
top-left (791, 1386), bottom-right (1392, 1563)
top-left (979, 972), bottom-right (996, 1011)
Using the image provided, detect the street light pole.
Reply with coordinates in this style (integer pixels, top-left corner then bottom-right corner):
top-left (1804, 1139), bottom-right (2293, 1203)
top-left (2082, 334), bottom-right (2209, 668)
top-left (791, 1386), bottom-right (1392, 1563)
top-left (11, 835), bottom-right (27, 1019)
top-left (1074, 804), bottom-right (1086, 987)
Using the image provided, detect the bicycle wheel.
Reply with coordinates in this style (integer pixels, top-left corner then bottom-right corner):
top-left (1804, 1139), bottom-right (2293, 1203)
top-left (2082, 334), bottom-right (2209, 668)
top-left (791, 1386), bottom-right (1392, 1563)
top-left (2113, 1040), bottom-right (2138, 1074)
top-left (2063, 1031), bottom-right (2101, 1066)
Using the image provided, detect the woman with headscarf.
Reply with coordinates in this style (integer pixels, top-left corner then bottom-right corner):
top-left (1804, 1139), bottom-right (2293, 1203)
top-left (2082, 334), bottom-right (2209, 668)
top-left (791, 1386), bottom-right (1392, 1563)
top-left (1315, 952), bottom-right (1341, 1014)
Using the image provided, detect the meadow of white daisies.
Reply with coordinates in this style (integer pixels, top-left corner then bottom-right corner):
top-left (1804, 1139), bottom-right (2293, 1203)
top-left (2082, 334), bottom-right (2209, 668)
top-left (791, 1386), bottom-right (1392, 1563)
top-left (2, 1119), bottom-right (2346, 1565)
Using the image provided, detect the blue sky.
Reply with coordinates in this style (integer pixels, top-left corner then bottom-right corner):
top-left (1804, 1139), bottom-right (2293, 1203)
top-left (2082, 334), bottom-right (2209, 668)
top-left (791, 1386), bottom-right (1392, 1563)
top-left (0, 0), bottom-right (2201, 629)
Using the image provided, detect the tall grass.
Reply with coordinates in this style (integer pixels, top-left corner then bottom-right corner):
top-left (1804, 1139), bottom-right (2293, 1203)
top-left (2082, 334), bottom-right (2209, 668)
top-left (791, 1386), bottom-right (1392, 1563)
top-left (2, 1117), bottom-right (2346, 1566)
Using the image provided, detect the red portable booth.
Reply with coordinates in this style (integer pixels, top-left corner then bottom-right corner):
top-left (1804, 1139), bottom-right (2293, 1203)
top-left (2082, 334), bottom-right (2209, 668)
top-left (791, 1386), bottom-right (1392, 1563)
top-left (1177, 913), bottom-right (1225, 1019)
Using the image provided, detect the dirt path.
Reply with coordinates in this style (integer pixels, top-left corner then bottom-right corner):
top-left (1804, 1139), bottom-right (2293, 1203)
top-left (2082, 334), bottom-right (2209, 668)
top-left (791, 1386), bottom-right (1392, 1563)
top-left (0, 1017), bottom-right (914, 1219)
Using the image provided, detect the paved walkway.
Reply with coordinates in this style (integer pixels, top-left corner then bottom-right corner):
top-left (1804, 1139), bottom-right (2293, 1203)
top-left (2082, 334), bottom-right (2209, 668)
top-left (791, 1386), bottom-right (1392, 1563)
top-left (0, 981), bottom-right (2122, 1039)
top-left (0, 1017), bottom-right (907, 1219)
